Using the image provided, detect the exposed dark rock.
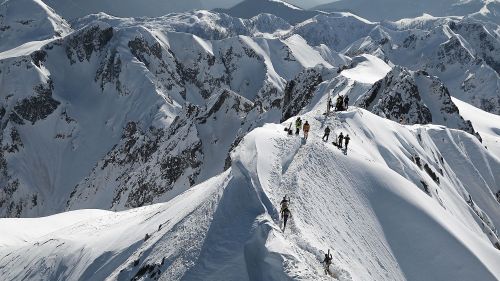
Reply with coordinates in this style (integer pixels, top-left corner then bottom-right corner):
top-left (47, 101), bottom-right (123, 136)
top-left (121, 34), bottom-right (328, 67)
top-left (31, 50), bottom-right (47, 67)
top-left (128, 37), bottom-right (163, 67)
top-left (6, 128), bottom-right (23, 153)
top-left (14, 82), bottom-right (60, 125)
top-left (357, 67), bottom-right (432, 124)
top-left (356, 67), bottom-right (478, 137)
top-left (424, 163), bottom-right (440, 184)
top-left (282, 68), bottom-right (323, 121)
top-left (95, 49), bottom-right (122, 93)
top-left (66, 26), bottom-right (114, 64)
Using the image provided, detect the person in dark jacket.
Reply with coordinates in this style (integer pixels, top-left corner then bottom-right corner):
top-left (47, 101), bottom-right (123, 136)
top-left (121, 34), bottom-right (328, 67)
top-left (336, 96), bottom-right (344, 111)
top-left (321, 250), bottom-right (333, 275)
top-left (281, 207), bottom-right (291, 231)
top-left (280, 196), bottom-right (289, 213)
top-left (344, 95), bottom-right (349, 110)
top-left (338, 132), bottom-right (344, 148)
top-left (344, 134), bottom-right (351, 149)
top-left (327, 97), bottom-right (333, 114)
top-left (322, 126), bottom-right (331, 142)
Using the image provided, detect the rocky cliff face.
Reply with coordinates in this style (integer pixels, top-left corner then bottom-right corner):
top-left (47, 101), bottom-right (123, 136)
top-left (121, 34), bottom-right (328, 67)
top-left (0, 11), bottom-right (331, 217)
top-left (356, 67), bottom-right (478, 136)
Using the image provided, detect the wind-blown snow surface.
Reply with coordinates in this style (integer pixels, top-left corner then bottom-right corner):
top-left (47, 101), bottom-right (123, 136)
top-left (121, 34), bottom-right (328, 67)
top-left (0, 4), bottom-right (497, 219)
top-left (340, 54), bottom-right (391, 83)
top-left (1, 106), bottom-right (500, 280)
top-left (453, 97), bottom-right (500, 156)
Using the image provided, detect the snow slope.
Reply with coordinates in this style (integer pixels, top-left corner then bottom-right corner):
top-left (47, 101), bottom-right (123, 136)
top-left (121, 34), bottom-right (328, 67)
top-left (340, 54), bottom-right (391, 83)
top-left (287, 12), bottom-right (500, 115)
top-left (1, 104), bottom-right (500, 280)
top-left (453, 97), bottom-right (500, 156)
top-left (0, 0), bottom-right (71, 52)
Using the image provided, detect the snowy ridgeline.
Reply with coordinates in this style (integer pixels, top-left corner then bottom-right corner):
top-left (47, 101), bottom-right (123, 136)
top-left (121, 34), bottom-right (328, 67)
top-left (1, 104), bottom-right (500, 280)
top-left (0, 0), bottom-right (500, 279)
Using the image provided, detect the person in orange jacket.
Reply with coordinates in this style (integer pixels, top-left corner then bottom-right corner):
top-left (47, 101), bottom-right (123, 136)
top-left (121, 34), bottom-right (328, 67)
top-left (303, 121), bottom-right (310, 140)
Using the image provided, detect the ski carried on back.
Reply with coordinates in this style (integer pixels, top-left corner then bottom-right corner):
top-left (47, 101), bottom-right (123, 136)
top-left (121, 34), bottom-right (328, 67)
top-left (320, 249), bottom-right (335, 277)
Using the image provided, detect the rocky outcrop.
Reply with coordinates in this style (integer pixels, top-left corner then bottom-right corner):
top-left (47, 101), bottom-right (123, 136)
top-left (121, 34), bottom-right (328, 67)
top-left (357, 67), bottom-right (477, 136)
top-left (282, 67), bottom-right (323, 121)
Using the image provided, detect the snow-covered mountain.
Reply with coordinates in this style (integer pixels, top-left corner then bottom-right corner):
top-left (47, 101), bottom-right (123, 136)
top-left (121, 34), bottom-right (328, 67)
top-left (355, 66), bottom-right (477, 135)
top-left (1, 100), bottom-right (500, 280)
top-left (216, 0), bottom-right (323, 24)
top-left (314, 0), bottom-right (490, 22)
top-left (1, 0), bottom-right (500, 280)
top-left (0, 0), bottom-right (71, 52)
top-left (42, 0), bottom-right (241, 19)
top-left (286, 13), bottom-right (500, 114)
top-left (0, 8), bottom-right (339, 217)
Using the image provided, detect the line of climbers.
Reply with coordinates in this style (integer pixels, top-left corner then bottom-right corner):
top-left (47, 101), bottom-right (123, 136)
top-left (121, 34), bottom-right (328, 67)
top-left (280, 195), bottom-right (336, 277)
top-left (289, 118), bottom-right (351, 150)
top-left (279, 95), bottom-right (352, 277)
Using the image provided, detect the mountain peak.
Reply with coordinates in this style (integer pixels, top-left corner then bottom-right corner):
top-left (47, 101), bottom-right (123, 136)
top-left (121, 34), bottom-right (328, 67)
top-left (0, 0), bottom-right (71, 52)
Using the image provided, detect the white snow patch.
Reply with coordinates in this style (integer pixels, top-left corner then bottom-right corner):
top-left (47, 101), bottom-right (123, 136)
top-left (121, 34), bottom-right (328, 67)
top-left (341, 54), bottom-right (392, 84)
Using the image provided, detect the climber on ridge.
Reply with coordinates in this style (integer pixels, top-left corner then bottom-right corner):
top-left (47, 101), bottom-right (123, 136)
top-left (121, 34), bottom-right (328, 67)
top-left (335, 95), bottom-right (344, 111)
top-left (322, 126), bottom-right (331, 142)
top-left (344, 134), bottom-right (351, 150)
top-left (303, 121), bottom-right (310, 140)
top-left (338, 132), bottom-right (344, 148)
top-left (344, 95), bottom-right (349, 110)
top-left (281, 205), bottom-right (292, 232)
top-left (280, 196), bottom-right (289, 213)
top-left (326, 96), bottom-right (333, 115)
top-left (295, 117), bottom-right (302, 135)
top-left (321, 249), bottom-right (333, 275)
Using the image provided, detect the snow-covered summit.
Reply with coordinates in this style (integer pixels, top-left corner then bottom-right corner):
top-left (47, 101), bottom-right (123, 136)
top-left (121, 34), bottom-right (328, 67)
top-left (314, 0), bottom-right (489, 22)
top-left (43, 0), bottom-right (205, 19)
top-left (217, 0), bottom-right (323, 24)
top-left (0, 0), bottom-right (71, 52)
